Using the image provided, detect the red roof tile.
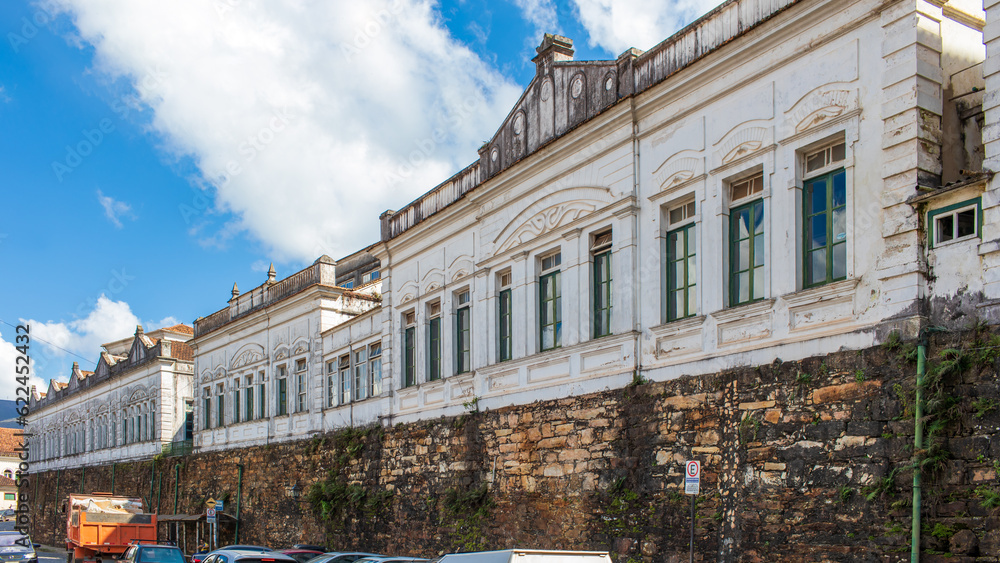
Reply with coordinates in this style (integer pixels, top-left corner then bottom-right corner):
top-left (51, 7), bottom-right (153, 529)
top-left (0, 476), bottom-right (15, 488)
top-left (0, 429), bottom-right (23, 457)
top-left (162, 324), bottom-right (194, 335)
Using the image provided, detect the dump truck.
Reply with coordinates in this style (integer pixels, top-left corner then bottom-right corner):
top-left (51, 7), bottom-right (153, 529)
top-left (65, 493), bottom-right (157, 563)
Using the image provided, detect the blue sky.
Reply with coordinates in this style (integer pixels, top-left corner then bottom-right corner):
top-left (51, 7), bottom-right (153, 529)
top-left (0, 0), bottom-right (719, 398)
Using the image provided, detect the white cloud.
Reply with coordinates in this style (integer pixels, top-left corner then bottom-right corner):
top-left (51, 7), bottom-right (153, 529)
top-left (3, 296), bottom-right (180, 399)
top-left (0, 331), bottom-right (47, 402)
top-left (510, 0), bottom-right (561, 37)
top-left (47, 0), bottom-right (523, 261)
top-left (97, 189), bottom-right (136, 228)
top-left (571, 0), bottom-right (722, 54)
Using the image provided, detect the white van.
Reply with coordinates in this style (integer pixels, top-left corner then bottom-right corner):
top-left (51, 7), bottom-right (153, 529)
top-left (437, 550), bottom-right (611, 563)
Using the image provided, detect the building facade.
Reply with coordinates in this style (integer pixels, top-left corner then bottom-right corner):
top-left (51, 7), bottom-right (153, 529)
top-left (373, 0), bottom-right (989, 422)
top-left (181, 0), bottom-right (993, 449)
top-left (191, 256), bottom-right (383, 452)
top-left (27, 325), bottom-right (194, 471)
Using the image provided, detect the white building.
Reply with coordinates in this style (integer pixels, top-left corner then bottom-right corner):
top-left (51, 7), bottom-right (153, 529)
top-left (373, 0), bottom-right (989, 422)
top-left (191, 257), bottom-right (383, 452)
top-left (27, 325), bottom-right (195, 470)
top-left (190, 0), bottom-right (993, 444)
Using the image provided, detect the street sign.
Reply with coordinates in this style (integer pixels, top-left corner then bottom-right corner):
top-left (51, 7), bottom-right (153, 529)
top-left (215, 499), bottom-right (224, 512)
top-left (206, 507), bottom-right (216, 524)
top-left (684, 460), bottom-right (700, 495)
top-left (205, 498), bottom-right (216, 509)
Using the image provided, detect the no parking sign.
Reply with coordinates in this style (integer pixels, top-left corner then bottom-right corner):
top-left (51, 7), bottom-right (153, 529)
top-left (684, 460), bottom-right (700, 495)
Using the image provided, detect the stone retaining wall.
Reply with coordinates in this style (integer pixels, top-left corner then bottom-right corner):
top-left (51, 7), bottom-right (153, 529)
top-left (27, 330), bottom-right (1000, 562)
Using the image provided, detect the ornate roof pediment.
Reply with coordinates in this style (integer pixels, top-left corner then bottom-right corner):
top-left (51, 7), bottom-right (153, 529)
top-left (477, 35), bottom-right (629, 181)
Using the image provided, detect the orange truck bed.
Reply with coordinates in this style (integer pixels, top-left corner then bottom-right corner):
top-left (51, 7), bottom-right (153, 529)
top-left (66, 493), bottom-right (157, 563)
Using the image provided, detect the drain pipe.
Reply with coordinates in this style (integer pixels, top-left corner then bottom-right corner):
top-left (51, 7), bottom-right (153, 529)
top-left (911, 331), bottom-right (928, 563)
top-left (234, 464), bottom-right (244, 544)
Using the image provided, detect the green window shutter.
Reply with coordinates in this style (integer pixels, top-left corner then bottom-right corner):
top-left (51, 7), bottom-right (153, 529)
top-left (730, 199), bottom-right (765, 306)
top-left (666, 224), bottom-right (697, 321)
top-left (803, 169), bottom-right (847, 287)
top-left (498, 289), bottom-right (512, 361)
top-left (456, 307), bottom-right (471, 373)
top-left (540, 271), bottom-right (562, 350)
top-left (404, 326), bottom-right (416, 387)
top-left (593, 250), bottom-right (612, 337)
top-left (429, 317), bottom-right (441, 380)
top-left (277, 378), bottom-right (287, 416)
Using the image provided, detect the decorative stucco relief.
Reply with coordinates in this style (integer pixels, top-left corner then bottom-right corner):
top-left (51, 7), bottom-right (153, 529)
top-left (716, 126), bottom-right (768, 165)
top-left (449, 255), bottom-right (474, 283)
top-left (496, 201), bottom-right (598, 253)
top-left (787, 86), bottom-right (854, 134)
top-left (231, 344), bottom-right (264, 369)
top-left (397, 281), bottom-right (418, 305)
top-left (652, 152), bottom-right (703, 191)
top-left (292, 338), bottom-right (310, 356)
top-left (421, 268), bottom-right (445, 294)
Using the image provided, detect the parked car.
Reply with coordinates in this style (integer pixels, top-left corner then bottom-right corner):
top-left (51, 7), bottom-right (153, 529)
top-left (436, 550), bottom-right (611, 563)
top-left (291, 547), bottom-right (326, 554)
top-left (0, 510), bottom-right (14, 522)
top-left (121, 544), bottom-right (186, 563)
top-left (202, 550), bottom-right (296, 563)
top-left (353, 557), bottom-right (427, 563)
top-left (0, 531), bottom-right (37, 563)
top-left (278, 551), bottom-right (323, 563)
top-left (193, 546), bottom-right (273, 563)
top-left (302, 553), bottom-right (382, 563)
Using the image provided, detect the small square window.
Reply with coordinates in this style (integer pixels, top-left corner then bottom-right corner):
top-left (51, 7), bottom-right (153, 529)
top-left (295, 359), bottom-right (307, 372)
top-left (731, 173), bottom-right (763, 202)
top-left (668, 201), bottom-right (696, 226)
top-left (805, 142), bottom-right (846, 174)
top-left (541, 253), bottom-right (561, 272)
top-left (930, 200), bottom-right (980, 247)
top-left (499, 271), bottom-right (512, 288)
top-left (429, 301), bottom-right (442, 317)
top-left (457, 290), bottom-right (470, 305)
top-left (404, 311), bottom-right (416, 326)
top-left (592, 231), bottom-right (612, 250)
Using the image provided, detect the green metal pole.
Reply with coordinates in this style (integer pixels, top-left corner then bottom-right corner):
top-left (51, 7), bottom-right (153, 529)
top-left (111, 464), bottom-right (116, 494)
top-left (911, 341), bottom-right (926, 563)
top-left (156, 474), bottom-right (163, 513)
top-left (149, 466), bottom-right (156, 509)
top-left (54, 471), bottom-right (61, 545)
top-left (173, 464), bottom-right (180, 514)
top-left (234, 464), bottom-right (243, 544)
top-left (80, 467), bottom-right (85, 493)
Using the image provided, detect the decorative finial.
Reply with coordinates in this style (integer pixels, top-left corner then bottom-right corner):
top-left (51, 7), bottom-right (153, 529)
top-left (136, 325), bottom-right (144, 335)
top-left (72, 362), bottom-right (79, 370)
top-left (267, 263), bottom-right (276, 283)
top-left (232, 282), bottom-right (240, 299)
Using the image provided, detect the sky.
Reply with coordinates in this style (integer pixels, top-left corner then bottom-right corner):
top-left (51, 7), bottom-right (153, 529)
top-left (0, 0), bottom-right (722, 399)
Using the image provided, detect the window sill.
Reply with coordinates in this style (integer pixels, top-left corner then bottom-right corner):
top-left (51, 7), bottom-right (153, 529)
top-left (932, 234), bottom-right (980, 250)
top-left (783, 278), bottom-right (857, 308)
top-left (711, 299), bottom-right (776, 324)
top-left (649, 315), bottom-right (705, 336)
